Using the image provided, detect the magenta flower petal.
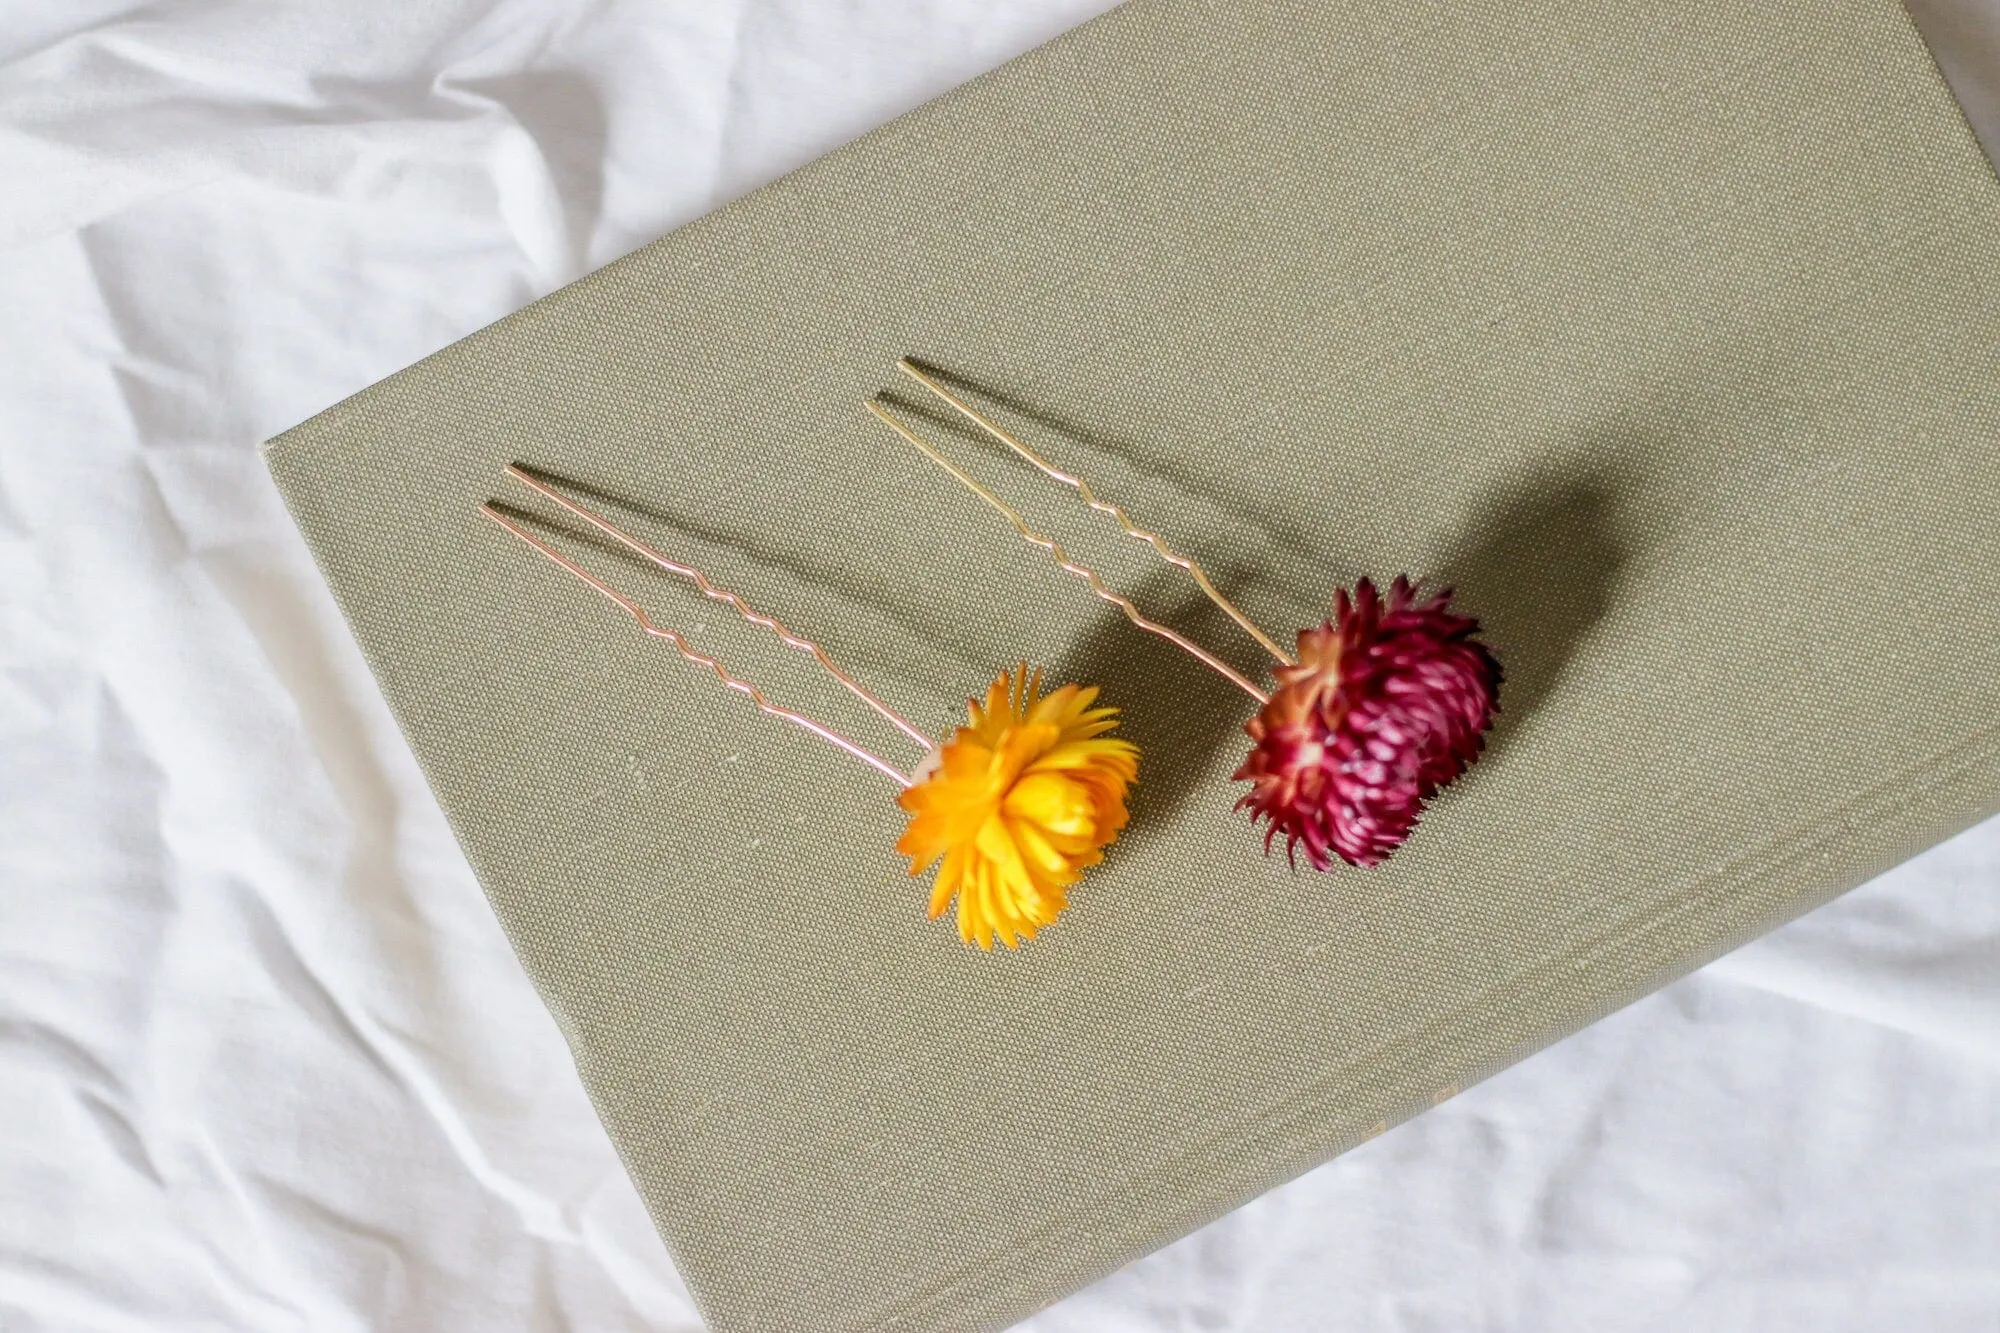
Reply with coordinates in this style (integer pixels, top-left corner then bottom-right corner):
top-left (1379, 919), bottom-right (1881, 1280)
top-left (1233, 576), bottom-right (1501, 869)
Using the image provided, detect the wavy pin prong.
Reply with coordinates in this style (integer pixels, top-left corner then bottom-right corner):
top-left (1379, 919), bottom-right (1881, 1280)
top-left (502, 465), bottom-right (931, 751)
top-left (480, 484), bottom-right (916, 788)
top-left (866, 397), bottom-right (1269, 705)
top-left (893, 358), bottom-right (1293, 667)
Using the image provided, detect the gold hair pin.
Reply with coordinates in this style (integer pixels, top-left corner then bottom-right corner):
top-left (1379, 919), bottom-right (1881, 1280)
top-left (871, 360), bottom-right (1500, 869)
top-left (481, 464), bottom-right (1138, 949)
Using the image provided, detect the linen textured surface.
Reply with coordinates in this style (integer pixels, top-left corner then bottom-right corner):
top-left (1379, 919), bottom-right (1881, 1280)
top-left (262, 0), bottom-right (2000, 1329)
top-left (9, 1), bottom-right (2000, 1331)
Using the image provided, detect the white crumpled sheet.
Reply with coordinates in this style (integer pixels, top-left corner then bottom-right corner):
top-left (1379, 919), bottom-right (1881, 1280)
top-left (5, 2), bottom-right (1999, 1329)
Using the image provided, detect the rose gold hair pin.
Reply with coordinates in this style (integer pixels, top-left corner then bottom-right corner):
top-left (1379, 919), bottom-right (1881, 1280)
top-left (480, 464), bottom-right (1139, 949)
top-left (869, 359), bottom-right (1501, 869)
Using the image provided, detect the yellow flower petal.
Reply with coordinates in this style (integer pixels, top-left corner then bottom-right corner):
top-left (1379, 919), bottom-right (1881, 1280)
top-left (897, 665), bottom-right (1138, 949)
top-left (1004, 770), bottom-right (1098, 840)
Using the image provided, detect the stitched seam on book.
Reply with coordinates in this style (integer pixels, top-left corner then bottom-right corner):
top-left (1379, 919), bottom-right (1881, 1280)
top-left (856, 718), bottom-right (2000, 1332)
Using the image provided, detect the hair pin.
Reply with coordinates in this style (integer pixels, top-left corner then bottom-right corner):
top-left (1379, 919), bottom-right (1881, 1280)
top-left (481, 464), bottom-right (1138, 949)
top-left (871, 360), bottom-right (1500, 869)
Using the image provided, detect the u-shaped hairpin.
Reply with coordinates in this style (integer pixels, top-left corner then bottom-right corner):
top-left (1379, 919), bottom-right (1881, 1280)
top-left (481, 465), bottom-right (1139, 949)
top-left (870, 360), bottom-right (1500, 870)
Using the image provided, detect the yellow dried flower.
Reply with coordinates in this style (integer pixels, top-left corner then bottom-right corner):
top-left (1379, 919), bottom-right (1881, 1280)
top-left (897, 665), bottom-right (1139, 950)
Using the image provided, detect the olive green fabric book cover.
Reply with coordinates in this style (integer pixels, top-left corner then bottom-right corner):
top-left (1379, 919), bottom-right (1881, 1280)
top-left (264, 1), bottom-right (2000, 1329)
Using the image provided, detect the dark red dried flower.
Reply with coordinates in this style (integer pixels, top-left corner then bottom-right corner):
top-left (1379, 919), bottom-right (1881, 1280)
top-left (1233, 576), bottom-right (1500, 869)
